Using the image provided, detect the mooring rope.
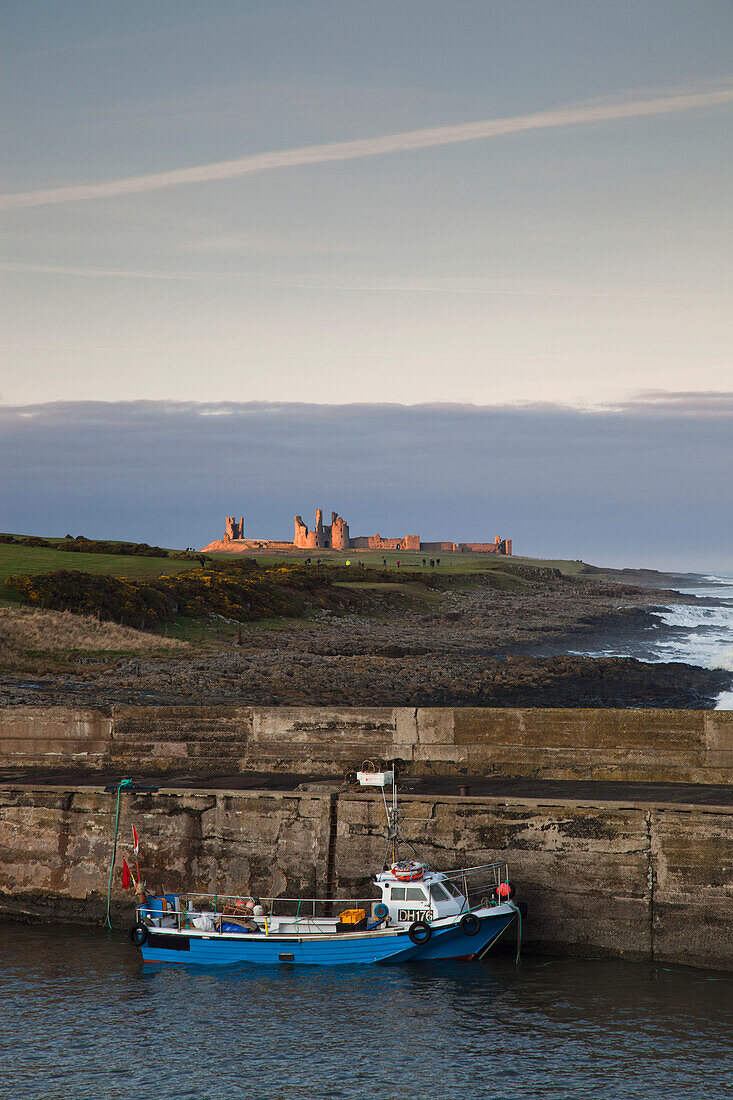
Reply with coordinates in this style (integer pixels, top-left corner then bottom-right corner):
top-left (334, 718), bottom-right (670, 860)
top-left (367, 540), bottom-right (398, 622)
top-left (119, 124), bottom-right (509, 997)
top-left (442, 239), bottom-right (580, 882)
top-left (104, 778), bottom-right (133, 930)
top-left (511, 901), bottom-right (522, 964)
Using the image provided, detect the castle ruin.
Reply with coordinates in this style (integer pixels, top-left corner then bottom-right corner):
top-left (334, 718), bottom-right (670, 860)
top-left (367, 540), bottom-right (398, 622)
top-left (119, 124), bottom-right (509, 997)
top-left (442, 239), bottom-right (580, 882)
top-left (203, 508), bottom-right (511, 556)
top-left (294, 510), bottom-right (350, 550)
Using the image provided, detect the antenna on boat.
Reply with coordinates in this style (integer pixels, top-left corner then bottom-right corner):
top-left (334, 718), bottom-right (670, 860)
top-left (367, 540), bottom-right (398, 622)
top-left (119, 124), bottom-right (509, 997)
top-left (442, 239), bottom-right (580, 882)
top-left (358, 761), bottom-right (424, 871)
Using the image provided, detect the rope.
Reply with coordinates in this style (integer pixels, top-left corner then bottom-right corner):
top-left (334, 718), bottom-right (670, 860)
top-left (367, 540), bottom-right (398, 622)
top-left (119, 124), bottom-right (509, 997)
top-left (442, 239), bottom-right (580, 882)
top-left (104, 779), bottom-right (133, 930)
top-left (510, 901), bottom-right (522, 964)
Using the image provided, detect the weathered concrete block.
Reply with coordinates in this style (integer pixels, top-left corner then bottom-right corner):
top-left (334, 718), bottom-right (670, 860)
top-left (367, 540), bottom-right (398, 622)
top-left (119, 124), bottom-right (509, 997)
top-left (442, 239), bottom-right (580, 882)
top-left (703, 712), bottom-right (733, 752)
top-left (415, 708), bottom-right (455, 746)
top-left (2, 705), bottom-right (731, 784)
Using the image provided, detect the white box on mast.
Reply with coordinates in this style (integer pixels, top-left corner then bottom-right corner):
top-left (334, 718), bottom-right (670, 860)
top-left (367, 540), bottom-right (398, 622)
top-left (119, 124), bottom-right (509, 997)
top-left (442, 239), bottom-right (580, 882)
top-left (357, 770), bottom-right (394, 788)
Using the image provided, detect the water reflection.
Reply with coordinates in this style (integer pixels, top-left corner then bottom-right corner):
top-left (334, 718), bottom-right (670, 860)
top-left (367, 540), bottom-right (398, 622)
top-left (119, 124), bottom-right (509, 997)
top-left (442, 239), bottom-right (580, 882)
top-left (0, 923), bottom-right (730, 1099)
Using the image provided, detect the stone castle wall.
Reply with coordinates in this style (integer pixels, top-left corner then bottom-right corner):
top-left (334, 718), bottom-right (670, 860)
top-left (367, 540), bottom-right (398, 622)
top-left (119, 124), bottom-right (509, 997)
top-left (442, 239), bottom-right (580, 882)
top-left (350, 534), bottom-right (421, 551)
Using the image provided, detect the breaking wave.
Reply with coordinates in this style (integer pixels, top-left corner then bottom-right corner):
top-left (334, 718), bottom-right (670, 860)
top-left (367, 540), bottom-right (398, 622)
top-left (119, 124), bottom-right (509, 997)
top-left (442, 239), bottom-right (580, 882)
top-left (573, 573), bottom-right (733, 709)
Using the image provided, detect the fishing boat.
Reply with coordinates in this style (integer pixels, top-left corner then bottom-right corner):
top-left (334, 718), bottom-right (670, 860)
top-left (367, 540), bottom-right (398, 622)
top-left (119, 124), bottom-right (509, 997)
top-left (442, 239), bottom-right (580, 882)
top-left (128, 768), bottom-right (524, 967)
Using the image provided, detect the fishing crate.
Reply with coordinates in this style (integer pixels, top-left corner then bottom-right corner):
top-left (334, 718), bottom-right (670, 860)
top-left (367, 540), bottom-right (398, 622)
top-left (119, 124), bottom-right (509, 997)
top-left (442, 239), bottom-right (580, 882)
top-left (336, 908), bottom-right (367, 932)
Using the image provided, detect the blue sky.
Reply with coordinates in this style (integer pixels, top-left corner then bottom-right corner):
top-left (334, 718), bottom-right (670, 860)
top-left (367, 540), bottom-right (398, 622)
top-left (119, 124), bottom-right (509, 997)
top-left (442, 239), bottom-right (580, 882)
top-left (1, 3), bottom-right (732, 566)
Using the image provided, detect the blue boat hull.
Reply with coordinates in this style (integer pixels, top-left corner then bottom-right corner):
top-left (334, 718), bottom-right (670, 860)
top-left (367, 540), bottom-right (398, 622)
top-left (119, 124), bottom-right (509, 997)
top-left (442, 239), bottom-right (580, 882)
top-left (138, 910), bottom-right (516, 967)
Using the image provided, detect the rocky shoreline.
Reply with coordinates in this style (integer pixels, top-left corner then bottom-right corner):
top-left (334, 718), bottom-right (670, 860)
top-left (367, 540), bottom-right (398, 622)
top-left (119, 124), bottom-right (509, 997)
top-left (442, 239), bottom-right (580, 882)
top-left (1, 572), bottom-right (729, 708)
top-left (1, 652), bottom-right (725, 709)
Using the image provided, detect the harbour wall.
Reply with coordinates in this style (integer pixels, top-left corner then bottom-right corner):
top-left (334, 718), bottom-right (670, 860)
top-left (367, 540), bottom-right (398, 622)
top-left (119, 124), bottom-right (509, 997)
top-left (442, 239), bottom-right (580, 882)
top-left (0, 783), bottom-right (730, 972)
top-left (1, 705), bottom-right (731, 785)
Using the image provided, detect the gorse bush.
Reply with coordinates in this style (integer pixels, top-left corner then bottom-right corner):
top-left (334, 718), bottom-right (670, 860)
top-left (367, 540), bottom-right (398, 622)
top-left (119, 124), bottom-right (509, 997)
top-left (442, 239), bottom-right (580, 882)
top-left (6, 571), bottom-right (174, 629)
top-left (4, 558), bottom-right (437, 628)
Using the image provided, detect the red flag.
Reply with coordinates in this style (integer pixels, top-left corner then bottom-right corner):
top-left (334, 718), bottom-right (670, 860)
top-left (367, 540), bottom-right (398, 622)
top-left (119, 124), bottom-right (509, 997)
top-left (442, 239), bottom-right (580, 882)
top-left (122, 858), bottom-right (131, 890)
top-left (132, 825), bottom-right (139, 855)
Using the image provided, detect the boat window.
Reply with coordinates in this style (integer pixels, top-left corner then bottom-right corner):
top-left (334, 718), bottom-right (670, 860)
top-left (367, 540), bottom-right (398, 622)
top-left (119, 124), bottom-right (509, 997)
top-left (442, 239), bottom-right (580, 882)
top-left (404, 888), bottom-right (427, 902)
top-left (429, 883), bottom-right (450, 902)
top-left (391, 887), bottom-right (406, 901)
top-left (442, 880), bottom-right (463, 898)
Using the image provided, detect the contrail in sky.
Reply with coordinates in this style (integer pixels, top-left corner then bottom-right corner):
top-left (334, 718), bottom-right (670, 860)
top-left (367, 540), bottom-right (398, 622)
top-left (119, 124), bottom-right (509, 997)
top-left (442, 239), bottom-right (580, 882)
top-left (2, 81), bottom-right (733, 210)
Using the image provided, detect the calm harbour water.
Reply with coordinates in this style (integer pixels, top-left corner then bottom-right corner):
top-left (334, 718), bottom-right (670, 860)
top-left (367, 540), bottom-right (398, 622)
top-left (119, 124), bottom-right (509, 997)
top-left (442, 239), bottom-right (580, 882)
top-left (0, 924), bottom-right (730, 1100)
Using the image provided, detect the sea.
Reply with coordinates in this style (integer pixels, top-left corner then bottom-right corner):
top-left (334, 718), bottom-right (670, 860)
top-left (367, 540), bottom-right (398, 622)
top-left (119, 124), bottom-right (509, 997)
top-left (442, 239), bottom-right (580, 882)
top-left (570, 572), bottom-right (733, 709)
top-left (0, 923), bottom-right (730, 1100)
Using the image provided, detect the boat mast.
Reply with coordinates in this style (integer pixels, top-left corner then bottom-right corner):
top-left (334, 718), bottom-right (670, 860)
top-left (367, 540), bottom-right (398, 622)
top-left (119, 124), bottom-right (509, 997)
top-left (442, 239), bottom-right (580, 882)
top-left (357, 764), bottom-right (399, 869)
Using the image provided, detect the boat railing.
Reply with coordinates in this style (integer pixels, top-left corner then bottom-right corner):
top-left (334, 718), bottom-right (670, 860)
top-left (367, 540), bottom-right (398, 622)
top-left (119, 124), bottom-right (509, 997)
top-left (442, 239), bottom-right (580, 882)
top-left (136, 892), bottom-right (381, 931)
top-left (440, 862), bottom-right (511, 911)
top-left (135, 863), bottom-right (512, 931)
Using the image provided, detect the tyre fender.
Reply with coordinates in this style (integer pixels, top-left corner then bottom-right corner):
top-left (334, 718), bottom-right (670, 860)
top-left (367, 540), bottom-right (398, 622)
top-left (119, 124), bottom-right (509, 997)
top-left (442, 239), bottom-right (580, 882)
top-left (129, 922), bottom-right (148, 947)
top-left (408, 920), bottom-right (432, 945)
top-left (460, 912), bottom-right (481, 936)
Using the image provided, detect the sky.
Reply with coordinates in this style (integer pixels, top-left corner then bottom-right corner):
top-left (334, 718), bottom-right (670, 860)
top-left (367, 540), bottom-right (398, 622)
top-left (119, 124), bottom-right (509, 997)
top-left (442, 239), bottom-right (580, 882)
top-left (2, 395), bottom-right (731, 572)
top-left (1, 3), bottom-right (732, 567)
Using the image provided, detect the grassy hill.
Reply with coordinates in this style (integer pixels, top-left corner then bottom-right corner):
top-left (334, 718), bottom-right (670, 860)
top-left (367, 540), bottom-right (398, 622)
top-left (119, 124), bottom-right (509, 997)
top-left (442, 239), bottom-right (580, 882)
top-left (221, 547), bottom-right (596, 577)
top-left (0, 534), bottom-right (607, 671)
top-left (0, 539), bottom-right (200, 606)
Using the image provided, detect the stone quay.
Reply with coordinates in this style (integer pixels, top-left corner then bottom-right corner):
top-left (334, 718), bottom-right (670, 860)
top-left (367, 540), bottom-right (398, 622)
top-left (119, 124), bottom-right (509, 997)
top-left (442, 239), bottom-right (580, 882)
top-left (0, 705), bottom-right (730, 972)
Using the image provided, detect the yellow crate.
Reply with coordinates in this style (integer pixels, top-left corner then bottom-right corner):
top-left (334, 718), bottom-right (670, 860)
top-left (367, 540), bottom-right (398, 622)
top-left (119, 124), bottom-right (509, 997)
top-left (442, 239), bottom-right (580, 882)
top-left (338, 908), bottom-right (366, 924)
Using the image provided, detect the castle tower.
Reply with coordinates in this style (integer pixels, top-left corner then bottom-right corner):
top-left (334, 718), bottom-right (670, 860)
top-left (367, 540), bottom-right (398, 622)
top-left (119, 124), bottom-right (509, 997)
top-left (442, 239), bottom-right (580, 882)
top-left (315, 508), bottom-right (326, 549)
top-left (225, 516), bottom-right (244, 541)
top-left (331, 512), bottom-right (350, 550)
top-left (294, 515), bottom-right (309, 548)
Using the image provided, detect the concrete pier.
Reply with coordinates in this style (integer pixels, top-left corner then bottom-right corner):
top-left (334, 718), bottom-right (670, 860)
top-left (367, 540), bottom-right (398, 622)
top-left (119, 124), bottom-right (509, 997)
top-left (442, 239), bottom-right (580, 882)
top-left (0, 706), bottom-right (730, 972)
top-left (1, 705), bottom-right (731, 784)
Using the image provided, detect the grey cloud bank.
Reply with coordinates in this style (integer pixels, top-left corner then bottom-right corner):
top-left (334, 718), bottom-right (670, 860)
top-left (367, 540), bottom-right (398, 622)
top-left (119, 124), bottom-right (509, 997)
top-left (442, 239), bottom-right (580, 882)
top-left (2, 398), bottom-right (730, 572)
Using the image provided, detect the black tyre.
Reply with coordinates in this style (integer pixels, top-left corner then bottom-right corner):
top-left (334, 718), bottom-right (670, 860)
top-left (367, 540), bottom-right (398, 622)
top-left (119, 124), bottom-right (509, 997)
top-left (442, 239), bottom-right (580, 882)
top-left (129, 922), bottom-right (148, 947)
top-left (460, 912), bottom-right (481, 936)
top-left (408, 920), bottom-right (432, 945)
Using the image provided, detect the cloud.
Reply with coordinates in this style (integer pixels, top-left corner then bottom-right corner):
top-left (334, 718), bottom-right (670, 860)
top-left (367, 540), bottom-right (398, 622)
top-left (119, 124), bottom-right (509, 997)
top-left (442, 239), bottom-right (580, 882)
top-left (1, 397), bottom-right (731, 571)
top-left (3, 80), bottom-right (733, 210)
top-left (611, 391), bottom-right (733, 415)
top-left (0, 263), bottom-right (725, 302)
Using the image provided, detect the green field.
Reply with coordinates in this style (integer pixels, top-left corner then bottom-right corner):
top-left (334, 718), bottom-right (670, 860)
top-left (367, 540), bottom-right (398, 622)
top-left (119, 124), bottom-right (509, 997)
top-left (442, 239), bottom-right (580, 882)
top-left (0, 543), bottom-right (199, 606)
top-left (0, 535), bottom-right (598, 620)
top-left (225, 548), bottom-right (596, 576)
top-left (0, 536), bottom-right (602, 662)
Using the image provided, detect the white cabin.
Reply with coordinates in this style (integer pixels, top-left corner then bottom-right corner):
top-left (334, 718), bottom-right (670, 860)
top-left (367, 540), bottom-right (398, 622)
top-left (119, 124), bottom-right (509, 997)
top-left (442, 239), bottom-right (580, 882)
top-left (374, 867), bottom-right (466, 926)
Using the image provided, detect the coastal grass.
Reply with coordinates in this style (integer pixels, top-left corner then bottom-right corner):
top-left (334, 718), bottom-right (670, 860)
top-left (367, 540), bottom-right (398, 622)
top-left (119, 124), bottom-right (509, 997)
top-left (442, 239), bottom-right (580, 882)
top-left (225, 548), bottom-right (595, 577)
top-left (0, 535), bottom-right (590, 646)
top-left (0, 543), bottom-right (200, 607)
top-left (0, 606), bottom-right (187, 672)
